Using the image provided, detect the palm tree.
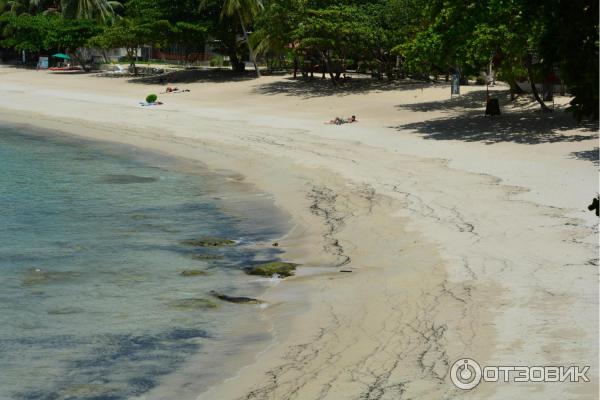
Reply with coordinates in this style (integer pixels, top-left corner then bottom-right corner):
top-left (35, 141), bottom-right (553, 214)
top-left (60, 0), bottom-right (120, 21)
top-left (201, 0), bottom-right (264, 77)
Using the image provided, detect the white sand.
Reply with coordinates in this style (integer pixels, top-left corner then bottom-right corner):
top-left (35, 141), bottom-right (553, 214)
top-left (0, 66), bottom-right (597, 399)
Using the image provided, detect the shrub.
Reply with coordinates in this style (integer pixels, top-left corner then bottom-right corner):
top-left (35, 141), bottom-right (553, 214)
top-left (210, 55), bottom-right (223, 67)
top-left (146, 94), bottom-right (158, 103)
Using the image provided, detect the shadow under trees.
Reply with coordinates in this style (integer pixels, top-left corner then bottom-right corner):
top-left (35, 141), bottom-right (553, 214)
top-left (394, 89), bottom-right (597, 145)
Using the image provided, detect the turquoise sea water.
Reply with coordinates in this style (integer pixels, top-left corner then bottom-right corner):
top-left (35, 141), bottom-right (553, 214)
top-left (0, 126), bottom-right (287, 400)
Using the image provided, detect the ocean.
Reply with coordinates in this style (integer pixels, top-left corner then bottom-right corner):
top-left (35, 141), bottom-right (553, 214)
top-left (0, 125), bottom-right (288, 400)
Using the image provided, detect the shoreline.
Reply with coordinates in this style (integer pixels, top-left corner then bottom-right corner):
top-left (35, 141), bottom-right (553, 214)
top-left (0, 68), bottom-right (597, 399)
top-left (0, 121), bottom-right (298, 400)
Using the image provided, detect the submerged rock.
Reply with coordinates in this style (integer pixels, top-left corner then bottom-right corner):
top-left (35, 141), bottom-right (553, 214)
top-left (180, 269), bottom-right (209, 277)
top-left (180, 237), bottom-right (236, 247)
top-left (245, 261), bottom-right (298, 278)
top-left (130, 214), bottom-right (150, 220)
top-left (22, 269), bottom-right (80, 286)
top-left (98, 174), bottom-right (158, 184)
top-left (47, 307), bottom-right (84, 315)
top-left (187, 253), bottom-right (223, 261)
top-left (58, 383), bottom-right (119, 399)
top-left (167, 298), bottom-right (218, 310)
top-left (210, 291), bottom-right (262, 304)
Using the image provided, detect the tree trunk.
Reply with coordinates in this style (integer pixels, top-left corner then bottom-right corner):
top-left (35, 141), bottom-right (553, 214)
top-left (230, 54), bottom-right (245, 72)
top-left (135, 46), bottom-right (139, 75)
top-left (526, 62), bottom-right (551, 112)
top-left (322, 52), bottom-right (337, 84)
top-left (508, 79), bottom-right (520, 101)
top-left (127, 47), bottom-right (138, 75)
top-left (238, 12), bottom-right (260, 77)
top-left (292, 44), bottom-right (298, 78)
top-left (293, 56), bottom-right (298, 78)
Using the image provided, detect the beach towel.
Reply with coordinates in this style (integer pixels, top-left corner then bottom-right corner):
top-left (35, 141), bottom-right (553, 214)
top-left (139, 102), bottom-right (162, 107)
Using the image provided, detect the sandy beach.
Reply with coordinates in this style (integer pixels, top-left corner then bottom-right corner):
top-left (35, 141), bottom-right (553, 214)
top-left (0, 66), bottom-right (597, 399)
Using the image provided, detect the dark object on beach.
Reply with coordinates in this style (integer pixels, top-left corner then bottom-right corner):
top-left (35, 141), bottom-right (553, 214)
top-left (272, 242), bottom-right (279, 247)
top-left (245, 261), bottom-right (298, 278)
top-left (339, 270), bottom-right (353, 273)
top-left (210, 291), bottom-right (262, 304)
top-left (485, 98), bottom-right (501, 116)
top-left (588, 196), bottom-right (599, 216)
top-left (180, 237), bottom-right (236, 247)
top-left (146, 94), bottom-right (158, 103)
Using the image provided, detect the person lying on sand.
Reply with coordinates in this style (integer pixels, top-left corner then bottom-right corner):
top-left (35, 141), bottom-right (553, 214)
top-left (325, 115), bottom-right (357, 125)
top-left (162, 86), bottom-right (191, 94)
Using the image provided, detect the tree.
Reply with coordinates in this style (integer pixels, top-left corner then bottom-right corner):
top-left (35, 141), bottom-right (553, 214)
top-left (168, 21), bottom-right (208, 64)
top-left (251, 0), bottom-right (303, 75)
top-left (0, 13), bottom-right (100, 67)
top-left (201, 0), bottom-right (263, 77)
top-left (88, 0), bottom-right (170, 73)
top-left (0, 14), bottom-right (51, 52)
top-left (291, 4), bottom-right (380, 83)
top-left (537, 0), bottom-right (598, 121)
top-left (399, 0), bottom-right (598, 119)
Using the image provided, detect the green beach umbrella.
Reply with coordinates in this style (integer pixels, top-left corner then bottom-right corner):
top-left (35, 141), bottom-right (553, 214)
top-left (52, 53), bottom-right (70, 60)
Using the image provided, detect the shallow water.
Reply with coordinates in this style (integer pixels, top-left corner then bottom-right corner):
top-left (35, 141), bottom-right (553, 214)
top-left (0, 125), bottom-right (288, 400)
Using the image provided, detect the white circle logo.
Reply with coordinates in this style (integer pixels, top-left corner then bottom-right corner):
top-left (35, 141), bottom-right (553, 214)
top-left (450, 358), bottom-right (482, 390)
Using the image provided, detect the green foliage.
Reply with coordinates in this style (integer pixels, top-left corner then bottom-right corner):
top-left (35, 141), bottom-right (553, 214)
top-left (87, 0), bottom-right (171, 72)
top-left (209, 54), bottom-right (223, 66)
top-left (400, 0), bottom-right (598, 119)
top-left (145, 93), bottom-right (157, 103)
top-left (60, 0), bottom-right (122, 21)
top-left (1, 14), bottom-right (100, 52)
top-left (542, 0), bottom-right (598, 121)
top-left (200, 0), bottom-right (264, 75)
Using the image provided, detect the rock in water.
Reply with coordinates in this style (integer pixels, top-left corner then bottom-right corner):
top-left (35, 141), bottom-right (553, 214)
top-left (167, 298), bottom-right (218, 310)
top-left (245, 261), bottom-right (298, 278)
top-left (22, 269), bottom-right (80, 286)
top-left (209, 291), bottom-right (262, 304)
top-left (98, 174), bottom-right (158, 184)
top-left (180, 237), bottom-right (236, 247)
top-left (187, 253), bottom-right (223, 260)
top-left (180, 269), bottom-right (209, 277)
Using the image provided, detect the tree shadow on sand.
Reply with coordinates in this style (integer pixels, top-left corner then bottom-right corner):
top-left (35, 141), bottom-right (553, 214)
top-left (124, 69), bottom-right (258, 85)
top-left (394, 89), bottom-right (597, 145)
top-left (397, 88), bottom-right (511, 112)
top-left (252, 76), bottom-right (434, 99)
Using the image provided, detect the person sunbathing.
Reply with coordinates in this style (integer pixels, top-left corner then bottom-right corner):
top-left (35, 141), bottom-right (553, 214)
top-left (326, 115), bottom-right (357, 125)
top-left (162, 86), bottom-right (190, 94)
